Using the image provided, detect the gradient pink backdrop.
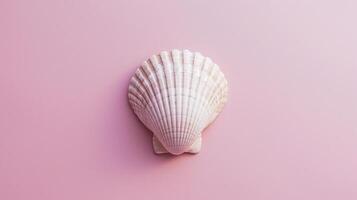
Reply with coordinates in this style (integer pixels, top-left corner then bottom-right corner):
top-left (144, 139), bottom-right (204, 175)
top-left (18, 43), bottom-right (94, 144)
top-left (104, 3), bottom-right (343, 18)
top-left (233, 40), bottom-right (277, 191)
top-left (1, 0), bottom-right (357, 199)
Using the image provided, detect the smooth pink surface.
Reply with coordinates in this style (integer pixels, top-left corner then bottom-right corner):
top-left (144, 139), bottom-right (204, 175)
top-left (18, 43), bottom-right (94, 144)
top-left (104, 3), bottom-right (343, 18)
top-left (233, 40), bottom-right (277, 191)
top-left (1, 0), bottom-right (357, 199)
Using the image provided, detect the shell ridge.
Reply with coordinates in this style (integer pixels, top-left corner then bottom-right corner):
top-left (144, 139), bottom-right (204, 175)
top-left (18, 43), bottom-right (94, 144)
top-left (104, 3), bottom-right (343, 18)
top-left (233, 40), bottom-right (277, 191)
top-left (194, 64), bottom-right (225, 131)
top-left (186, 53), bottom-right (204, 138)
top-left (128, 93), bottom-right (144, 110)
top-left (187, 57), bottom-right (214, 136)
top-left (128, 89), bottom-right (144, 109)
top-left (132, 74), bottom-right (154, 114)
top-left (185, 52), bottom-right (203, 147)
top-left (175, 50), bottom-right (184, 150)
top-left (196, 65), bottom-right (228, 130)
top-left (158, 52), bottom-right (173, 147)
top-left (153, 54), bottom-right (171, 145)
top-left (182, 50), bottom-right (194, 148)
top-left (129, 77), bottom-right (148, 109)
top-left (147, 57), bottom-right (170, 147)
top-left (206, 71), bottom-right (229, 123)
top-left (185, 54), bottom-right (206, 138)
top-left (160, 51), bottom-right (175, 145)
top-left (141, 62), bottom-right (167, 142)
top-left (210, 81), bottom-right (228, 123)
top-left (207, 74), bottom-right (228, 121)
top-left (130, 79), bottom-right (159, 134)
top-left (212, 78), bottom-right (228, 112)
top-left (171, 50), bottom-right (180, 149)
top-left (188, 52), bottom-right (204, 142)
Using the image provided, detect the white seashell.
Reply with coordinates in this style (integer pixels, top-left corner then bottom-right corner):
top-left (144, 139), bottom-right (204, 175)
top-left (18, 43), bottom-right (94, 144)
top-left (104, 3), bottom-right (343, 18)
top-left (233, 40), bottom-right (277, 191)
top-left (128, 49), bottom-right (228, 155)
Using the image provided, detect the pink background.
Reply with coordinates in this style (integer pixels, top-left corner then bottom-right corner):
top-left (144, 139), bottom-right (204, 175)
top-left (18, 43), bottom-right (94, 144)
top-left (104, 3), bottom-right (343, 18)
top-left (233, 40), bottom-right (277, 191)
top-left (1, 0), bottom-right (357, 199)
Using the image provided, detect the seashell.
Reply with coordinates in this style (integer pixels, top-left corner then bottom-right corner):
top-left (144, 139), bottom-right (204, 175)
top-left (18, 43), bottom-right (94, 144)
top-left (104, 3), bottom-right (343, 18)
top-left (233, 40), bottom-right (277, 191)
top-left (128, 49), bottom-right (228, 155)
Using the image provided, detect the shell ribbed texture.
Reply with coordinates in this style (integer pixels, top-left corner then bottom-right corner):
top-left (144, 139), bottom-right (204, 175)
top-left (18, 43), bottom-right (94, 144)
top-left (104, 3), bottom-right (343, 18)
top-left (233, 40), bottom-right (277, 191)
top-left (128, 49), bottom-right (228, 155)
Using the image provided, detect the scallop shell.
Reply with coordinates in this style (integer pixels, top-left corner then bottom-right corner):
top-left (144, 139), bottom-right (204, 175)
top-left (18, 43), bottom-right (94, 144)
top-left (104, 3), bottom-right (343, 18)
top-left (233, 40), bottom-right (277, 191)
top-left (128, 49), bottom-right (228, 155)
